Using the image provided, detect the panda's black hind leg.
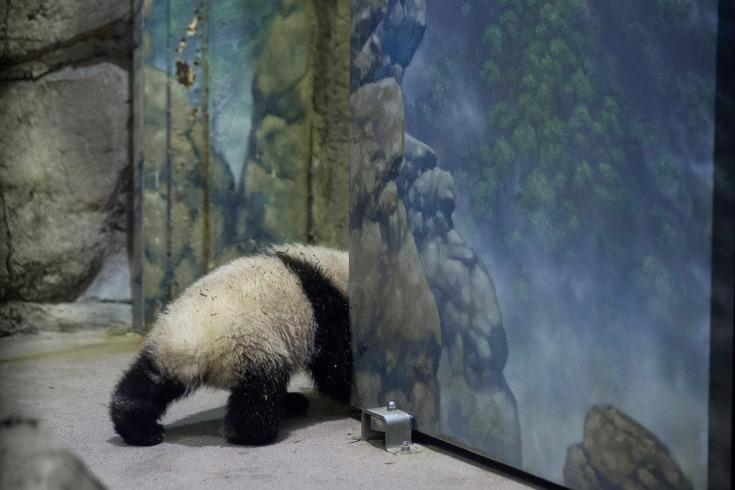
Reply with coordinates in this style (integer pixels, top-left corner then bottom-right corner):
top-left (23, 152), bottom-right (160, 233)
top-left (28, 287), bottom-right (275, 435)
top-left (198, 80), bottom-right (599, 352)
top-left (307, 290), bottom-right (352, 404)
top-left (283, 392), bottom-right (309, 416)
top-left (110, 349), bottom-right (187, 446)
top-left (309, 324), bottom-right (352, 404)
top-left (223, 364), bottom-right (290, 445)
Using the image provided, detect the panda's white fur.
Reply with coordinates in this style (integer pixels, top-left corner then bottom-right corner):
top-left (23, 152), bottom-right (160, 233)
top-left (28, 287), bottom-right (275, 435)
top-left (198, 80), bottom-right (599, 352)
top-left (147, 244), bottom-right (347, 389)
top-left (110, 244), bottom-right (350, 446)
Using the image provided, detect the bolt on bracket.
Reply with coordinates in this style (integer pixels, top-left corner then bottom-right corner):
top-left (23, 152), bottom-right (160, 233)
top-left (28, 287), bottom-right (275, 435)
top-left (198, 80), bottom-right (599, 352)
top-left (361, 401), bottom-right (416, 454)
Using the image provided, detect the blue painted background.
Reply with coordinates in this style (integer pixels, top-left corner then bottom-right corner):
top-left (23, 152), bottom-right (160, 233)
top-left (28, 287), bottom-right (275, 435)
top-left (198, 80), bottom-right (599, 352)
top-left (400, 0), bottom-right (717, 486)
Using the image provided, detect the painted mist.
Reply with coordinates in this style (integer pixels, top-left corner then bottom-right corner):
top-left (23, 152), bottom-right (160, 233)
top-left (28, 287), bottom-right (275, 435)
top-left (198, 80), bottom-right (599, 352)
top-left (401, 0), bottom-right (718, 487)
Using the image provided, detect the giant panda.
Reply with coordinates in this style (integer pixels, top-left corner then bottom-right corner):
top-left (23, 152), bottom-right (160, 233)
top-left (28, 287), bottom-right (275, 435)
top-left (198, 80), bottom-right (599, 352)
top-left (110, 244), bottom-right (351, 446)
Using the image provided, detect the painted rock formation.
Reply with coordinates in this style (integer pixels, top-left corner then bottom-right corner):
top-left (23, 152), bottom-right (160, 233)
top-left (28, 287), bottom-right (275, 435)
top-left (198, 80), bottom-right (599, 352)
top-left (350, 0), bottom-right (520, 464)
top-left (140, 65), bottom-right (241, 312)
top-left (350, 78), bottom-right (442, 431)
top-left (564, 405), bottom-right (693, 490)
top-left (398, 134), bottom-right (520, 463)
top-left (239, 0), bottom-right (350, 248)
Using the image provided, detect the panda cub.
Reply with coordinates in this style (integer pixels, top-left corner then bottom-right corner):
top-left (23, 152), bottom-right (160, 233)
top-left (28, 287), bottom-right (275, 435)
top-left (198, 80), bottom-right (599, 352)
top-left (110, 244), bottom-right (351, 446)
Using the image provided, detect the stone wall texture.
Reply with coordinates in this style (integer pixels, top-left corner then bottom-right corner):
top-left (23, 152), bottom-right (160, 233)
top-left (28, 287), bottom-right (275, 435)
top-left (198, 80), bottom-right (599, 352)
top-left (0, 0), bottom-right (133, 335)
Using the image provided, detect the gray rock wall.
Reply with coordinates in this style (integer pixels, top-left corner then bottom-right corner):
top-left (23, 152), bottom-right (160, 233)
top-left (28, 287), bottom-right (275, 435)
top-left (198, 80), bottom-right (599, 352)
top-left (0, 0), bottom-right (131, 82)
top-left (0, 415), bottom-right (105, 489)
top-left (0, 1), bottom-right (133, 335)
top-left (0, 190), bottom-right (9, 299)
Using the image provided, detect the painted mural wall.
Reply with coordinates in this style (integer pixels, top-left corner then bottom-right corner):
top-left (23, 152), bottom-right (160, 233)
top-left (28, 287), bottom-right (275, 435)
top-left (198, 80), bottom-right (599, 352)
top-left (136, 0), bottom-right (349, 327)
top-left (350, 0), bottom-right (720, 488)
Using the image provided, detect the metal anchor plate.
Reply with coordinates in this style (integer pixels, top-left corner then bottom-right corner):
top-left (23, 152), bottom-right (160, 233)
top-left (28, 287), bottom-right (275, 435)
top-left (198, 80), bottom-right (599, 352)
top-left (361, 402), bottom-right (416, 454)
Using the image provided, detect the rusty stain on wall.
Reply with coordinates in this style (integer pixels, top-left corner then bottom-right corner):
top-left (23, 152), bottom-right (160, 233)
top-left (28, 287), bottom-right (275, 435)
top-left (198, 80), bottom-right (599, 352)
top-left (173, 14), bottom-right (200, 89)
top-left (175, 58), bottom-right (194, 89)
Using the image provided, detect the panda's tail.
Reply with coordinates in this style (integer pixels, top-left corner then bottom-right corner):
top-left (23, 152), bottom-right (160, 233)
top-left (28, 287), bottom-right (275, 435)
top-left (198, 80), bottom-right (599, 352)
top-left (109, 348), bottom-right (188, 446)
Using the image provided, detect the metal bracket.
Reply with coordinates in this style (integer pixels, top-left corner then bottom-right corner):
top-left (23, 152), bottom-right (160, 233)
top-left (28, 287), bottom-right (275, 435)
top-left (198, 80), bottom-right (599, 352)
top-left (361, 401), bottom-right (416, 454)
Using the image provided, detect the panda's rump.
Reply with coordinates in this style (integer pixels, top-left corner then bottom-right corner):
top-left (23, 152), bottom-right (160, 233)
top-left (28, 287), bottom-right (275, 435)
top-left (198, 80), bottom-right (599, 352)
top-left (146, 256), bottom-right (317, 389)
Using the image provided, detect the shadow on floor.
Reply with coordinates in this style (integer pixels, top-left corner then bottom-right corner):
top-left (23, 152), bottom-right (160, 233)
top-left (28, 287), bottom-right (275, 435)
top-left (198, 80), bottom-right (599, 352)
top-left (107, 390), bottom-right (359, 448)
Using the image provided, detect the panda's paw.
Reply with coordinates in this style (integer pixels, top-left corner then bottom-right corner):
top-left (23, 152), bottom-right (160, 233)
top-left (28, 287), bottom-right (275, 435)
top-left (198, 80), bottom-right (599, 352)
top-left (224, 430), bottom-right (279, 446)
top-left (223, 421), bottom-right (279, 446)
top-left (117, 421), bottom-right (165, 446)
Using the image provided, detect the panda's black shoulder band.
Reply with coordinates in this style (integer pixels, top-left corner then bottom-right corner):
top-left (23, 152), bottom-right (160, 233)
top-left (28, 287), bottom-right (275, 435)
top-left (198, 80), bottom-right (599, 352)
top-left (272, 251), bottom-right (347, 309)
top-left (273, 250), bottom-right (352, 403)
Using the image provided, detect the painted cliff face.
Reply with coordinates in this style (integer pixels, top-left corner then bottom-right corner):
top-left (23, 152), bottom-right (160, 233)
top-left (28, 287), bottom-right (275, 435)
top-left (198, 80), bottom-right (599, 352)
top-left (138, 0), bottom-right (349, 326)
top-left (351, 0), bottom-right (720, 488)
top-left (350, 0), bottom-right (521, 469)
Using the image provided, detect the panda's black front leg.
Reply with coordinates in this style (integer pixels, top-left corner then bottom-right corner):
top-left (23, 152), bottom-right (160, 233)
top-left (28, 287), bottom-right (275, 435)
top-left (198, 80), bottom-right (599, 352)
top-left (223, 364), bottom-right (290, 445)
top-left (110, 349), bottom-right (188, 446)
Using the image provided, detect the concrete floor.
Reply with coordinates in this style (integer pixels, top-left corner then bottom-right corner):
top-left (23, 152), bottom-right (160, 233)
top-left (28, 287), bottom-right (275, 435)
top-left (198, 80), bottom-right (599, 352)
top-left (0, 330), bottom-right (537, 489)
